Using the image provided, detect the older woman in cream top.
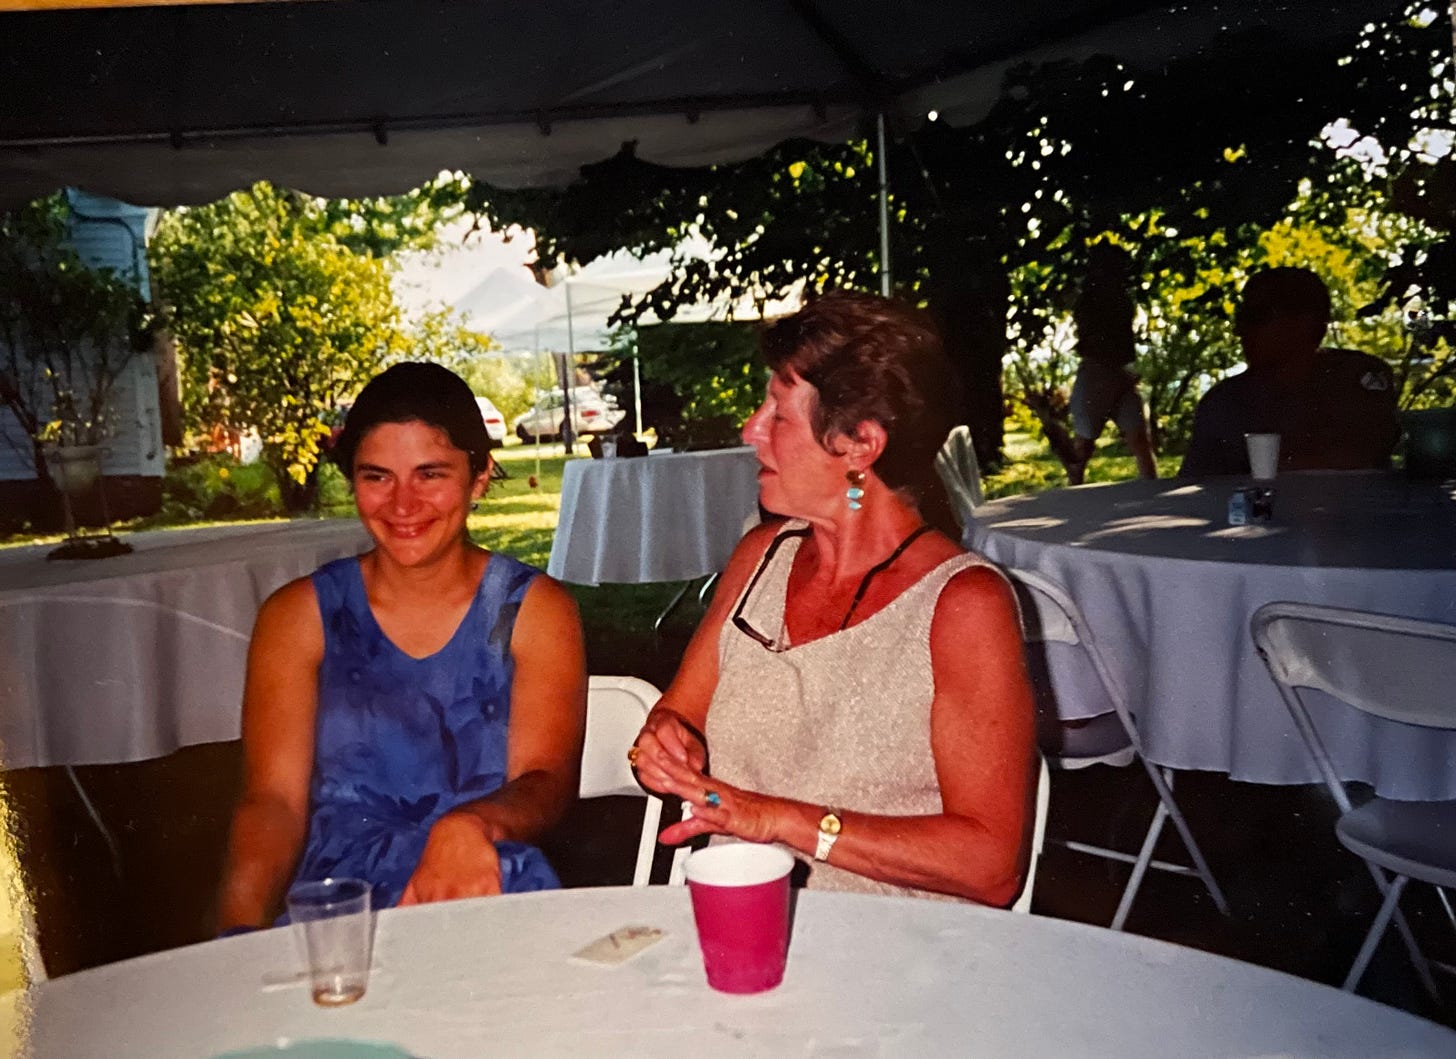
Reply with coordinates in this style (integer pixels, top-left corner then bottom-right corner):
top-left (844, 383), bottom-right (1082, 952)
top-left (631, 291), bottom-right (1037, 905)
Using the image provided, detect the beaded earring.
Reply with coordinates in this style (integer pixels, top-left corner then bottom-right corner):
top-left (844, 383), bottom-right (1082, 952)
top-left (845, 469), bottom-right (866, 511)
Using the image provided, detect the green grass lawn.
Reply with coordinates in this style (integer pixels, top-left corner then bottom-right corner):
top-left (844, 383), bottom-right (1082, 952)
top-left (982, 429), bottom-right (1182, 500)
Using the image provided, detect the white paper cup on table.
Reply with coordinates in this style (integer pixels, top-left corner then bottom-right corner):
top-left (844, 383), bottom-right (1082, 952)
top-left (285, 877), bottom-right (374, 1006)
top-left (600, 436), bottom-right (618, 459)
top-left (1245, 433), bottom-right (1281, 480)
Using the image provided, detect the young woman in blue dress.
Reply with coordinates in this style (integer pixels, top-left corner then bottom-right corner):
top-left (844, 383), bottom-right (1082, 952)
top-left (217, 363), bottom-right (586, 930)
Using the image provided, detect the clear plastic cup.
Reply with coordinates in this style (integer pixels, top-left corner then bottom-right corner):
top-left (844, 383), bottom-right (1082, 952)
top-left (285, 877), bottom-right (373, 1006)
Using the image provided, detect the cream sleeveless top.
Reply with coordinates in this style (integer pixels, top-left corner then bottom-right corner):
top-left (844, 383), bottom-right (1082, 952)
top-left (705, 519), bottom-right (992, 899)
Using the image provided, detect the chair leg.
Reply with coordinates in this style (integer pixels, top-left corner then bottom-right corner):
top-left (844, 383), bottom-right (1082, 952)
top-left (1144, 766), bottom-right (1230, 917)
top-left (696, 572), bottom-right (720, 605)
top-left (652, 581), bottom-right (696, 635)
top-left (65, 765), bottom-right (122, 880)
top-left (1361, 861), bottom-right (1441, 1001)
top-left (1111, 796), bottom-right (1168, 931)
top-left (1345, 873), bottom-right (1411, 993)
top-left (667, 845), bottom-right (690, 886)
top-left (1436, 885), bottom-right (1456, 941)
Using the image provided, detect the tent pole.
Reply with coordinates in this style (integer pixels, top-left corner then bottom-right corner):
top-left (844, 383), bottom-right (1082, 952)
top-left (563, 280), bottom-right (576, 453)
top-left (876, 111), bottom-right (891, 296)
top-left (633, 345), bottom-right (644, 441)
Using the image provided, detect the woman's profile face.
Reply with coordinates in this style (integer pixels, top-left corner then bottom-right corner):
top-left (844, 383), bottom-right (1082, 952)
top-left (742, 370), bottom-right (847, 518)
top-left (351, 419), bottom-right (486, 566)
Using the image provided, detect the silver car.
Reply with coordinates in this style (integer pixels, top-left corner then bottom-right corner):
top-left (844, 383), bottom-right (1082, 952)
top-left (513, 387), bottom-right (625, 441)
top-left (475, 397), bottom-right (507, 448)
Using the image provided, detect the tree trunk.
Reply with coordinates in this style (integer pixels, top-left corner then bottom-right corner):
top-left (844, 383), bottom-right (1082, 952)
top-left (923, 234), bottom-right (1009, 470)
top-left (27, 440), bottom-right (67, 532)
top-left (276, 464), bottom-right (321, 513)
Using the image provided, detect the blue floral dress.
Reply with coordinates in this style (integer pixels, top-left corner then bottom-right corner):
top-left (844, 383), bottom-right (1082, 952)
top-left (286, 553), bottom-right (560, 911)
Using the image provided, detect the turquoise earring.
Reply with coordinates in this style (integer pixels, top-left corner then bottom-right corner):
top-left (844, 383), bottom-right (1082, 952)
top-left (845, 469), bottom-right (866, 511)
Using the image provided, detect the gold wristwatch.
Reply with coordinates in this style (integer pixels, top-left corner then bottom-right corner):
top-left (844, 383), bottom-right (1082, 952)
top-left (814, 809), bottom-right (842, 862)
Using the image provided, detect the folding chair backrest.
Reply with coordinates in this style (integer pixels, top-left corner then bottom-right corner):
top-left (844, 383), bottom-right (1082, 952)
top-left (1010, 755), bottom-right (1050, 914)
top-left (581, 675), bottom-right (665, 886)
top-left (1251, 603), bottom-right (1456, 730)
top-left (1006, 569), bottom-right (1081, 646)
top-left (935, 425), bottom-right (984, 530)
top-left (1006, 568), bottom-right (1132, 757)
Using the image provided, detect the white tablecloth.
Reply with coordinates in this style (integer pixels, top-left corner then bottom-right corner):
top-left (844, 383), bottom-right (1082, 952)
top-left (0, 520), bottom-right (369, 770)
top-left (24, 886), bottom-right (1454, 1057)
top-left (970, 473), bottom-right (1456, 799)
top-left (548, 448), bottom-right (761, 585)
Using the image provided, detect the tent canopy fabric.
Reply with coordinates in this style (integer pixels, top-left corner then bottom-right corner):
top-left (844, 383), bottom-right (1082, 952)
top-left (0, 0), bottom-right (1396, 209)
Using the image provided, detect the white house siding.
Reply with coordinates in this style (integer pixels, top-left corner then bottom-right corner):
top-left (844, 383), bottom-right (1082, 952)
top-left (0, 189), bottom-right (163, 486)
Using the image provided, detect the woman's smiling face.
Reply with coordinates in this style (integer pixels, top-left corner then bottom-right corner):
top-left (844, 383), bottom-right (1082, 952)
top-left (352, 419), bottom-right (485, 566)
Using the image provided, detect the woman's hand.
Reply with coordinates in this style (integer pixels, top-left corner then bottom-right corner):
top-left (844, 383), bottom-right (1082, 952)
top-left (630, 707), bottom-right (708, 793)
top-left (399, 812), bottom-right (503, 906)
top-left (647, 750), bottom-right (781, 847)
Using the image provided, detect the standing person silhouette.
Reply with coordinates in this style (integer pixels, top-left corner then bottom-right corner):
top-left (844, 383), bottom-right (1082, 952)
top-left (1067, 245), bottom-right (1158, 485)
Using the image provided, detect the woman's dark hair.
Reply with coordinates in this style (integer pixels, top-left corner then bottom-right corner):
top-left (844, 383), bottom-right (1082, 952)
top-left (332, 362), bottom-right (492, 477)
top-left (759, 289), bottom-right (962, 534)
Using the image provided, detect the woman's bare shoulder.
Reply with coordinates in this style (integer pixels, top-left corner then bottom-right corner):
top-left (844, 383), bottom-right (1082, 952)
top-left (255, 573), bottom-right (322, 632)
top-left (934, 560), bottom-right (1018, 624)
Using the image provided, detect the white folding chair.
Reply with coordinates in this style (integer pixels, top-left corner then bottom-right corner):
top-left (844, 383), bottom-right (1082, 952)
top-left (1011, 755), bottom-right (1051, 914)
top-left (1010, 568), bottom-right (1229, 930)
top-left (580, 675), bottom-right (690, 886)
top-left (1251, 602), bottom-right (1456, 998)
top-left (934, 425), bottom-right (984, 530)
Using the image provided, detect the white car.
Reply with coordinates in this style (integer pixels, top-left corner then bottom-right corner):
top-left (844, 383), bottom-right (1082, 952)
top-left (475, 397), bottom-right (506, 448)
top-left (513, 387), bottom-right (625, 441)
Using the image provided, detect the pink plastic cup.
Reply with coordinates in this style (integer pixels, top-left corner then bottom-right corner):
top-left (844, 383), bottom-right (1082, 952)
top-left (684, 843), bottom-right (795, 994)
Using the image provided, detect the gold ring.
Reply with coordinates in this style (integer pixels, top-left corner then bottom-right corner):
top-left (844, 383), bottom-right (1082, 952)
top-left (626, 745), bottom-right (641, 766)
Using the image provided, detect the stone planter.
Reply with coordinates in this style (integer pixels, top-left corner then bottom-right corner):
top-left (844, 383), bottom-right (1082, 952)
top-left (47, 444), bottom-right (106, 496)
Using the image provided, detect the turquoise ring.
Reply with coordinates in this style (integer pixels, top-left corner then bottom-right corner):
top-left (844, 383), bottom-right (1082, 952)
top-left (704, 790), bottom-right (722, 809)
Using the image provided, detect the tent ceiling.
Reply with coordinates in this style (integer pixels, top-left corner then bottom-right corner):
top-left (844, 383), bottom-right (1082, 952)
top-left (0, 1), bottom-right (1399, 209)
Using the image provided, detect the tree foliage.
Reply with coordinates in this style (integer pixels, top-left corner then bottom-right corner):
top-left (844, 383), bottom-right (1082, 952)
top-left (313, 172), bottom-right (469, 259)
top-left (0, 193), bottom-right (154, 497)
top-left (405, 306), bottom-right (546, 422)
top-left (464, 8), bottom-right (1408, 469)
top-left (150, 183), bottom-right (405, 510)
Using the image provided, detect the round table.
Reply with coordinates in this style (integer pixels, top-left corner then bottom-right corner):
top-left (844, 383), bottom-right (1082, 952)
top-left (547, 448), bottom-right (761, 586)
top-left (970, 473), bottom-right (1456, 799)
top-left (23, 887), bottom-right (1454, 1057)
top-left (0, 519), bottom-right (369, 769)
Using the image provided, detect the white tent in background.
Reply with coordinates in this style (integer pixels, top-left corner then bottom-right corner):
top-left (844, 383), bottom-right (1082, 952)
top-left (462, 254), bottom-right (675, 356)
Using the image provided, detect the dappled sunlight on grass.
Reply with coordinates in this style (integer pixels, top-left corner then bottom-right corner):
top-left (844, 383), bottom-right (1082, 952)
top-left (982, 430), bottom-right (1181, 501)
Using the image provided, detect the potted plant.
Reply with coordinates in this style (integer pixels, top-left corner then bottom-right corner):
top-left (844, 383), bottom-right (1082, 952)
top-left (0, 194), bottom-right (155, 550)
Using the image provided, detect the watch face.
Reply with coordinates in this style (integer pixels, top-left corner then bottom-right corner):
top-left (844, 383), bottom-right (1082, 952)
top-left (819, 812), bottom-right (842, 836)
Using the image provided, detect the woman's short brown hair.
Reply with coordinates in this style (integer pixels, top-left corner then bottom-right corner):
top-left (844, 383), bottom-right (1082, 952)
top-left (760, 290), bottom-right (961, 523)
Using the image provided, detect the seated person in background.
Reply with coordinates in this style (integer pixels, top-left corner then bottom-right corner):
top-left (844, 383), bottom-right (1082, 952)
top-left (1180, 267), bottom-right (1399, 477)
top-left (629, 291), bottom-right (1038, 906)
top-left (217, 363), bottom-right (585, 931)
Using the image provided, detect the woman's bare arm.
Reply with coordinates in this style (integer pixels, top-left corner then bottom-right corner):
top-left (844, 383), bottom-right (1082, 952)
top-left (655, 564), bottom-right (1039, 905)
top-left (216, 577), bottom-right (324, 930)
top-left (630, 521), bottom-right (781, 782)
